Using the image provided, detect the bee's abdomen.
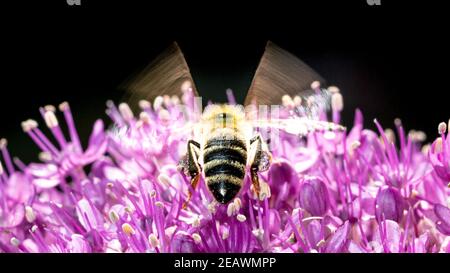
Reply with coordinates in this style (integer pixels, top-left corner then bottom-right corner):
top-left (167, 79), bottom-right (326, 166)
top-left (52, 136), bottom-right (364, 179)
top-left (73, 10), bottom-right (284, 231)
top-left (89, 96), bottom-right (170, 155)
top-left (203, 136), bottom-right (247, 204)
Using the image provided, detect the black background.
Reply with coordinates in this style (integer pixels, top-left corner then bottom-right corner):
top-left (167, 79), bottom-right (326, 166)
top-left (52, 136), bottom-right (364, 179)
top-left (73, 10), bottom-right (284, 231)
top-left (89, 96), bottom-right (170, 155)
top-left (1, 0), bottom-right (449, 163)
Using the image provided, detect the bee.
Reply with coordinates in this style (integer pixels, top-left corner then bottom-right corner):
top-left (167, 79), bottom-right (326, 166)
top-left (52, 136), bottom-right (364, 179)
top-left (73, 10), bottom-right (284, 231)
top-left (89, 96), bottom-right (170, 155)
top-left (121, 41), bottom-right (344, 207)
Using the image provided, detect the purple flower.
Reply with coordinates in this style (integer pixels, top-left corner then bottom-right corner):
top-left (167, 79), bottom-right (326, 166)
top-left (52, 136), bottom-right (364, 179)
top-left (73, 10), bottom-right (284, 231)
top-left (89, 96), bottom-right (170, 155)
top-left (0, 87), bottom-right (449, 253)
top-left (434, 204), bottom-right (450, 236)
top-left (298, 176), bottom-right (330, 216)
top-left (429, 121), bottom-right (450, 182)
top-left (375, 186), bottom-right (405, 223)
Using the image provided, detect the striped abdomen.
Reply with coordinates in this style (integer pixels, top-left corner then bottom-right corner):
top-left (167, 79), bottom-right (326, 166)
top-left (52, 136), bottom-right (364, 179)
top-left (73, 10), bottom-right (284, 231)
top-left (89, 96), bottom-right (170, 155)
top-left (203, 133), bottom-right (247, 204)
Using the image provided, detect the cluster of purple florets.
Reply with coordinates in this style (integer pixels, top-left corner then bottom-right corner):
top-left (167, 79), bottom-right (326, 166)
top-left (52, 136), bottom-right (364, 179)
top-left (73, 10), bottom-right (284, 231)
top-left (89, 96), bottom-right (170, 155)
top-left (0, 86), bottom-right (449, 253)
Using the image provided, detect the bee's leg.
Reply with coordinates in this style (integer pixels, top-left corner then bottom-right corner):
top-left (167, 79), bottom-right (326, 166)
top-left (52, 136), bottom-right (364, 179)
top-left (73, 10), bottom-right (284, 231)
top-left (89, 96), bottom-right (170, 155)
top-left (181, 140), bottom-right (202, 209)
top-left (249, 134), bottom-right (271, 200)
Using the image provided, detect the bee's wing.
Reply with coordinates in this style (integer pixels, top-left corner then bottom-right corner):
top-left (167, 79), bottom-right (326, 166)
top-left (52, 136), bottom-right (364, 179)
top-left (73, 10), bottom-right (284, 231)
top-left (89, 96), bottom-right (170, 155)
top-left (252, 118), bottom-right (346, 136)
top-left (120, 42), bottom-right (199, 110)
top-left (244, 41), bottom-right (326, 106)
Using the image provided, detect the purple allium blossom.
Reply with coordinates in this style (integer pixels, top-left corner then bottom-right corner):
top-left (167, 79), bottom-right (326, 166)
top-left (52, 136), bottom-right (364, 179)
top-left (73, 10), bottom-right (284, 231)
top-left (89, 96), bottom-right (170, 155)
top-left (0, 86), bottom-right (449, 253)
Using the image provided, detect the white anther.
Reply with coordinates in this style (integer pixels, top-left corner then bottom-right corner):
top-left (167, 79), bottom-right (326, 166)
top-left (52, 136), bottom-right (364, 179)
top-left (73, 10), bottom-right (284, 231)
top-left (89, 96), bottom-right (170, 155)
top-left (118, 103), bottom-right (134, 121)
top-left (328, 85), bottom-right (340, 93)
top-left (121, 223), bottom-right (135, 236)
top-left (192, 233), bottom-right (202, 244)
top-left (149, 190), bottom-right (157, 198)
top-left (163, 95), bottom-right (172, 107)
top-left (39, 152), bottom-right (53, 162)
top-left (158, 109), bottom-right (171, 124)
top-left (311, 81), bottom-right (321, 90)
top-left (222, 229), bottom-right (230, 240)
top-left (282, 95), bottom-right (294, 108)
top-left (148, 233), bottom-right (160, 248)
top-left (58, 101), bottom-right (69, 111)
top-left (124, 206), bottom-right (134, 214)
top-left (233, 198), bottom-right (242, 211)
top-left (10, 237), bottom-right (20, 247)
top-left (165, 226), bottom-right (177, 238)
top-left (293, 96), bottom-right (302, 106)
top-left (207, 201), bottom-right (217, 214)
top-left (44, 111), bottom-right (58, 128)
top-left (44, 105), bottom-right (56, 112)
top-left (259, 181), bottom-right (271, 201)
top-left (192, 215), bottom-right (201, 228)
top-left (157, 174), bottom-right (171, 187)
top-left (421, 144), bottom-right (430, 154)
top-left (236, 214), bottom-right (247, 222)
top-left (316, 239), bottom-right (326, 248)
top-left (438, 122), bottom-right (447, 135)
top-left (227, 203), bottom-right (236, 217)
top-left (31, 225), bottom-right (38, 233)
top-left (171, 95), bottom-right (180, 105)
top-left (21, 119), bottom-right (38, 132)
top-left (181, 81), bottom-right (192, 93)
top-left (351, 140), bottom-right (361, 150)
top-left (139, 112), bottom-right (151, 124)
top-left (0, 138), bottom-right (7, 149)
top-left (435, 137), bottom-right (443, 153)
top-left (153, 96), bottom-right (164, 110)
top-left (331, 93), bottom-right (343, 112)
top-left (138, 100), bottom-right (151, 110)
top-left (25, 206), bottom-right (36, 223)
top-left (252, 229), bottom-right (264, 240)
top-left (384, 128), bottom-right (396, 144)
top-left (109, 210), bottom-right (119, 223)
